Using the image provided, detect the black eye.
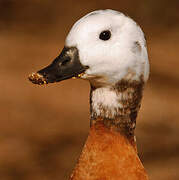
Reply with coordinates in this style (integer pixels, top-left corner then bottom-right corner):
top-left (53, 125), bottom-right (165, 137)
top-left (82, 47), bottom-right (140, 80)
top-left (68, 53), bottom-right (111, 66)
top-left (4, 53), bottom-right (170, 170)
top-left (99, 30), bottom-right (111, 41)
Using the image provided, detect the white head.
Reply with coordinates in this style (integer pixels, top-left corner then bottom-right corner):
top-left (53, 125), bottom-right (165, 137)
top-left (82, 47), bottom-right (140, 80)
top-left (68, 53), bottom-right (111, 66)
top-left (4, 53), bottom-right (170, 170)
top-left (29, 9), bottom-right (149, 125)
top-left (66, 9), bottom-right (149, 86)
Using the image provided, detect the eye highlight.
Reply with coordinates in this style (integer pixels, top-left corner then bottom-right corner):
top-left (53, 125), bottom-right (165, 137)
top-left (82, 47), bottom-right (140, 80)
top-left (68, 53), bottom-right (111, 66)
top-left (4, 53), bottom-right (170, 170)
top-left (99, 30), bottom-right (111, 41)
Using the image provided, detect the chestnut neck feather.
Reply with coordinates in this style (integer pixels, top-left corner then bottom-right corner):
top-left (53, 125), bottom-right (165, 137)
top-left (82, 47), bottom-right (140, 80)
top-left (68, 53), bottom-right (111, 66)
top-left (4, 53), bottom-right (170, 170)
top-left (90, 79), bottom-right (144, 141)
top-left (70, 122), bottom-right (148, 180)
top-left (70, 78), bottom-right (148, 180)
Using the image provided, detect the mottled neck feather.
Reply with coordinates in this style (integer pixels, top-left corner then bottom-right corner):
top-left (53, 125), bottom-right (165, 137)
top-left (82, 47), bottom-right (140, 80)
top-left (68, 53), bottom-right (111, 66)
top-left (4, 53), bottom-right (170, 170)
top-left (70, 78), bottom-right (148, 180)
top-left (90, 79), bottom-right (144, 141)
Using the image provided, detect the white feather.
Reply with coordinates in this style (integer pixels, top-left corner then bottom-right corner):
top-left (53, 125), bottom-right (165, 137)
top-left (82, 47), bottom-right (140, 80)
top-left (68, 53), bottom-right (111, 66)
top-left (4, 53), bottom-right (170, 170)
top-left (65, 9), bottom-right (149, 85)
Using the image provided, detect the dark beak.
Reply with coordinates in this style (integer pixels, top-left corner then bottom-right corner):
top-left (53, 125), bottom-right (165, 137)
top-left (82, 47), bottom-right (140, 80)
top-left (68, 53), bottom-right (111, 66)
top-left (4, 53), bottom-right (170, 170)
top-left (29, 47), bottom-right (88, 84)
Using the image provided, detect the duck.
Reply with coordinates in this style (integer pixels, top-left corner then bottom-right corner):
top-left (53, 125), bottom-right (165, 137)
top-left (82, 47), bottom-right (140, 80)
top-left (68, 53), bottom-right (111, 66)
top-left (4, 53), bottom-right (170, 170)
top-left (29, 9), bottom-right (149, 180)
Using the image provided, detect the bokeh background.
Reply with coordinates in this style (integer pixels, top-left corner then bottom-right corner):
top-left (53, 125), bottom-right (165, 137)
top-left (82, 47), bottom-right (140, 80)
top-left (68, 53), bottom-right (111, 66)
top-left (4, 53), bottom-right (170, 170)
top-left (1, 0), bottom-right (179, 179)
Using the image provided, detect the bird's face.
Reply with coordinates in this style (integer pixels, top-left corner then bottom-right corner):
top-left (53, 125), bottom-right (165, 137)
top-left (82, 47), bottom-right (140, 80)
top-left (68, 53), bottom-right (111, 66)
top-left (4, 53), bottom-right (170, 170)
top-left (29, 10), bottom-right (149, 86)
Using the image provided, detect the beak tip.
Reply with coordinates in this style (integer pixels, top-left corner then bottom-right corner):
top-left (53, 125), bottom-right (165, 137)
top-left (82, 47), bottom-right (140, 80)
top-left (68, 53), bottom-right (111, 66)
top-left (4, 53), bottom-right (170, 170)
top-left (28, 72), bottom-right (48, 85)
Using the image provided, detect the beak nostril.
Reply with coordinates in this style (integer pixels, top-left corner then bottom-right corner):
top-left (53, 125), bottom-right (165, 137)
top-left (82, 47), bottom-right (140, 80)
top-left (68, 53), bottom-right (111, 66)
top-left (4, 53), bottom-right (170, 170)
top-left (61, 57), bottom-right (71, 66)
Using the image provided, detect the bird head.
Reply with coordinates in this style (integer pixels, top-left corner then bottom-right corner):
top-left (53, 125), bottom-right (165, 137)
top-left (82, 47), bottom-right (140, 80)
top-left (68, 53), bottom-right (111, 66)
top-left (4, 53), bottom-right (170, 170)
top-left (29, 9), bottom-right (149, 87)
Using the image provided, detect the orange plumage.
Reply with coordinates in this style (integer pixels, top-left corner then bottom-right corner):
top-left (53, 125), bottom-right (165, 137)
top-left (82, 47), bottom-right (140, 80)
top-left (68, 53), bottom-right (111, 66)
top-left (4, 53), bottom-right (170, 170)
top-left (70, 122), bottom-right (148, 180)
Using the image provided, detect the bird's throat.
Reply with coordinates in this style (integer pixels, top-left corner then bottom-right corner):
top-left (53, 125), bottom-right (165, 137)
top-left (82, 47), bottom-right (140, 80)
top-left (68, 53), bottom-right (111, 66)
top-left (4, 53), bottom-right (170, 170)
top-left (90, 79), bottom-right (144, 140)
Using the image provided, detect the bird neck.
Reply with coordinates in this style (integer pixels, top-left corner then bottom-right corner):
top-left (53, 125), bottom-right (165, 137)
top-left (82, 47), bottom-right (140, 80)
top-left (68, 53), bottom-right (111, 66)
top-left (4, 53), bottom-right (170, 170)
top-left (70, 78), bottom-right (148, 180)
top-left (90, 79), bottom-right (144, 142)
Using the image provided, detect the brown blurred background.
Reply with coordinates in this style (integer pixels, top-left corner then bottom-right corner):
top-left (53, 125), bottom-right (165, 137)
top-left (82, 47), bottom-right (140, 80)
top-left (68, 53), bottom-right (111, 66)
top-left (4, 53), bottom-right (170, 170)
top-left (0, 0), bottom-right (179, 179)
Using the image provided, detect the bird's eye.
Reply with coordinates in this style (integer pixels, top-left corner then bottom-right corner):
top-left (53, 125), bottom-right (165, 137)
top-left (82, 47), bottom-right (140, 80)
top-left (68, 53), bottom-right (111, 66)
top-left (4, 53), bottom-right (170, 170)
top-left (99, 30), bottom-right (111, 41)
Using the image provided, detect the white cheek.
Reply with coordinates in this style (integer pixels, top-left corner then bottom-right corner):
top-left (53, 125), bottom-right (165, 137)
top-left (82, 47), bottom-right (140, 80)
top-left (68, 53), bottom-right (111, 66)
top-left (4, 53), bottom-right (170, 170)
top-left (77, 39), bottom-right (149, 83)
